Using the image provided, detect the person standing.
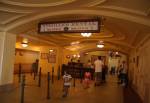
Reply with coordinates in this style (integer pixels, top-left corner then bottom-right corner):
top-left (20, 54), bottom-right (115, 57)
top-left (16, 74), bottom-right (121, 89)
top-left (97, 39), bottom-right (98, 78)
top-left (102, 64), bottom-right (108, 83)
top-left (121, 61), bottom-right (128, 87)
top-left (62, 71), bottom-right (72, 97)
top-left (94, 56), bottom-right (104, 86)
top-left (32, 59), bottom-right (39, 75)
top-left (83, 70), bottom-right (91, 89)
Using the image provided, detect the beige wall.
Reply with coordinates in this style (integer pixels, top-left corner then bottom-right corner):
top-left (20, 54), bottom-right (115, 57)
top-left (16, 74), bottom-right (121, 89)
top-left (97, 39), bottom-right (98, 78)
top-left (39, 46), bottom-right (60, 75)
top-left (129, 38), bottom-right (150, 103)
top-left (15, 49), bottom-right (39, 64)
top-left (0, 32), bottom-right (5, 76)
top-left (15, 45), bottom-right (64, 76)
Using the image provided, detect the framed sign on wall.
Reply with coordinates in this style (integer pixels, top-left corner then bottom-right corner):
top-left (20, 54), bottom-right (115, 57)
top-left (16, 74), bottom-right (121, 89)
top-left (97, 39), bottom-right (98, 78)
top-left (48, 49), bottom-right (57, 63)
top-left (41, 53), bottom-right (48, 59)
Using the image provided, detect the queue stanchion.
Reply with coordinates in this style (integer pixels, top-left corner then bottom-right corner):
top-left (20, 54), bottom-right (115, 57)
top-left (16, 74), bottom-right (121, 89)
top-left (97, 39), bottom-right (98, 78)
top-left (52, 66), bottom-right (54, 84)
top-left (38, 67), bottom-right (41, 87)
top-left (33, 70), bottom-right (36, 80)
top-left (18, 63), bottom-right (22, 83)
top-left (57, 66), bottom-right (60, 80)
top-left (20, 74), bottom-right (25, 103)
top-left (80, 69), bottom-right (83, 83)
top-left (47, 72), bottom-right (51, 99)
top-left (73, 77), bottom-right (76, 87)
top-left (73, 69), bottom-right (76, 87)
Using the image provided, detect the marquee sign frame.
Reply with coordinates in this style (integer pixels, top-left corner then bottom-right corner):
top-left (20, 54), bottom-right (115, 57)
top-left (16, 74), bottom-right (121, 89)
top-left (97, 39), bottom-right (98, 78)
top-left (38, 19), bottom-right (101, 33)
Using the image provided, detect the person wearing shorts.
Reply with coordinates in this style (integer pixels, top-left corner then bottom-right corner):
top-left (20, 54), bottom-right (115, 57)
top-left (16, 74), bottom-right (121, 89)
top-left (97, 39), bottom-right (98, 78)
top-left (94, 56), bottom-right (103, 86)
top-left (62, 71), bottom-right (72, 97)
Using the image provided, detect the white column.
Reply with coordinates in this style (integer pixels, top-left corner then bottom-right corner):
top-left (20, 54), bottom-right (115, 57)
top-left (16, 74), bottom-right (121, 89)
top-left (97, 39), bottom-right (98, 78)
top-left (0, 32), bottom-right (16, 86)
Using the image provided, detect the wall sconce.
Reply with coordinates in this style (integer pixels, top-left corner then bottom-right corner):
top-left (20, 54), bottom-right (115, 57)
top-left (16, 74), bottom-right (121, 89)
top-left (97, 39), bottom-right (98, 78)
top-left (66, 55), bottom-right (70, 59)
top-left (49, 49), bottom-right (54, 52)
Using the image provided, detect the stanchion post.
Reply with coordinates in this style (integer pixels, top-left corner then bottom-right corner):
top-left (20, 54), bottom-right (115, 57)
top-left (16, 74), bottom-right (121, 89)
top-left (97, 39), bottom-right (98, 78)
top-left (57, 66), bottom-right (60, 80)
top-left (73, 69), bottom-right (76, 87)
top-left (38, 67), bottom-right (41, 87)
top-left (18, 63), bottom-right (22, 83)
top-left (33, 70), bottom-right (36, 80)
top-left (52, 66), bottom-right (54, 84)
top-left (20, 74), bottom-right (25, 103)
top-left (73, 77), bottom-right (76, 87)
top-left (80, 69), bottom-right (83, 83)
top-left (47, 72), bottom-right (51, 99)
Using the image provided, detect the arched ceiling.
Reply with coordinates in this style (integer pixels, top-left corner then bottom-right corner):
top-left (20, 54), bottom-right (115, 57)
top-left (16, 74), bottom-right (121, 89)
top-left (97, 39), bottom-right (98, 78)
top-left (0, 0), bottom-right (150, 54)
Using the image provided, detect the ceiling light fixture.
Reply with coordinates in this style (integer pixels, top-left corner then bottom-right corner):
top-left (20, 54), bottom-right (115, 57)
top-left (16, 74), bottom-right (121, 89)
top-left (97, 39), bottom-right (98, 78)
top-left (81, 33), bottom-right (92, 37)
top-left (85, 53), bottom-right (89, 55)
top-left (21, 38), bottom-right (28, 47)
top-left (71, 41), bottom-right (80, 45)
top-left (115, 52), bottom-right (119, 55)
top-left (97, 41), bottom-right (104, 48)
top-left (77, 54), bottom-right (80, 58)
top-left (21, 42), bottom-right (28, 47)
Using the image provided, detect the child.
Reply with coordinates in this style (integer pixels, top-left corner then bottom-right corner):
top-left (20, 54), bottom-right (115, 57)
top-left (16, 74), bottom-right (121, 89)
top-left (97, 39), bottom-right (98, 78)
top-left (62, 71), bottom-right (72, 97)
top-left (83, 71), bottom-right (91, 89)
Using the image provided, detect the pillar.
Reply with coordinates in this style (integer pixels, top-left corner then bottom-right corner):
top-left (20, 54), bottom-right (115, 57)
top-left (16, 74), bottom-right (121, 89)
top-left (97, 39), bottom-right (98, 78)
top-left (0, 32), bottom-right (16, 87)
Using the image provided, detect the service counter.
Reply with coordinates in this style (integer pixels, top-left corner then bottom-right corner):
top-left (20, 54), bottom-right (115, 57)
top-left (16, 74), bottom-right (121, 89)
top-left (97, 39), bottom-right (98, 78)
top-left (61, 64), bottom-right (94, 79)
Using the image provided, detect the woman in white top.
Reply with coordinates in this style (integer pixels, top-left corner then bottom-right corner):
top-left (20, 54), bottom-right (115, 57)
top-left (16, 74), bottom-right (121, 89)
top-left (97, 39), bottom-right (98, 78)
top-left (94, 56), bottom-right (104, 86)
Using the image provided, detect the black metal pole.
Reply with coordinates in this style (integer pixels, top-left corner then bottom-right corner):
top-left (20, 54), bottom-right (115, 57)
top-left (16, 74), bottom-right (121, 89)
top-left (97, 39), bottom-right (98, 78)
top-left (38, 67), bottom-right (41, 87)
top-left (33, 70), bottom-right (36, 80)
top-left (57, 66), bottom-right (60, 80)
top-left (80, 69), bottom-right (83, 83)
top-left (30, 66), bottom-right (32, 76)
top-left (20, 74), bottom-right (25, 103)
top-left (47, 72), bottom-right (51, 99)
top-left (73, 77), bottom-right (76, 87)
top-left (18, 63), bottom-right (22, 83)
top-left (52, 66), bottom-right (54, 84)
top-left (73, 69), bottom-right (76, 87)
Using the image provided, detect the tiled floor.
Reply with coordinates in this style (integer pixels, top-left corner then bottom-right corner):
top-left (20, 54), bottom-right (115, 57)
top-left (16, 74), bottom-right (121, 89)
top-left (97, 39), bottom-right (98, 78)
top-left (0, 74), bottom-right (140, 103)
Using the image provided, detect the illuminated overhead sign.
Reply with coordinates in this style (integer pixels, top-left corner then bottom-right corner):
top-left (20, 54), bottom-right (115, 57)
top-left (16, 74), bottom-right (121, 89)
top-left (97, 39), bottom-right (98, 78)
top-left (38, 19), bottom-right (100, 33)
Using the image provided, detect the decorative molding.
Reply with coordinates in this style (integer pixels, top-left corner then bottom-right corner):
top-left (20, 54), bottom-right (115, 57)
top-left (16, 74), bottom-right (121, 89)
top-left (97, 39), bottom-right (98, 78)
top-left (18, 34), bottom-right (58, 46)
top-left (80, 48), bottom-right (129, 55)
top-left (82, 0), bottom-right (107, 7)
top-left (1, 0), bottom-right (76, 7)
top-left (0, 6), bottom-right (33, 13)
top-left (136, 33), bottom-right (150, 49)
top-left (131, 30), bottom-right (139, 45)
top-left (98, 6), bottom-right (147, 16)
top-left (0, 14), bottom-right (25, 25)
top-left (146, 8), bottom-right (150, 16)
top-left (5, 9), bottom-right (150, 31)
